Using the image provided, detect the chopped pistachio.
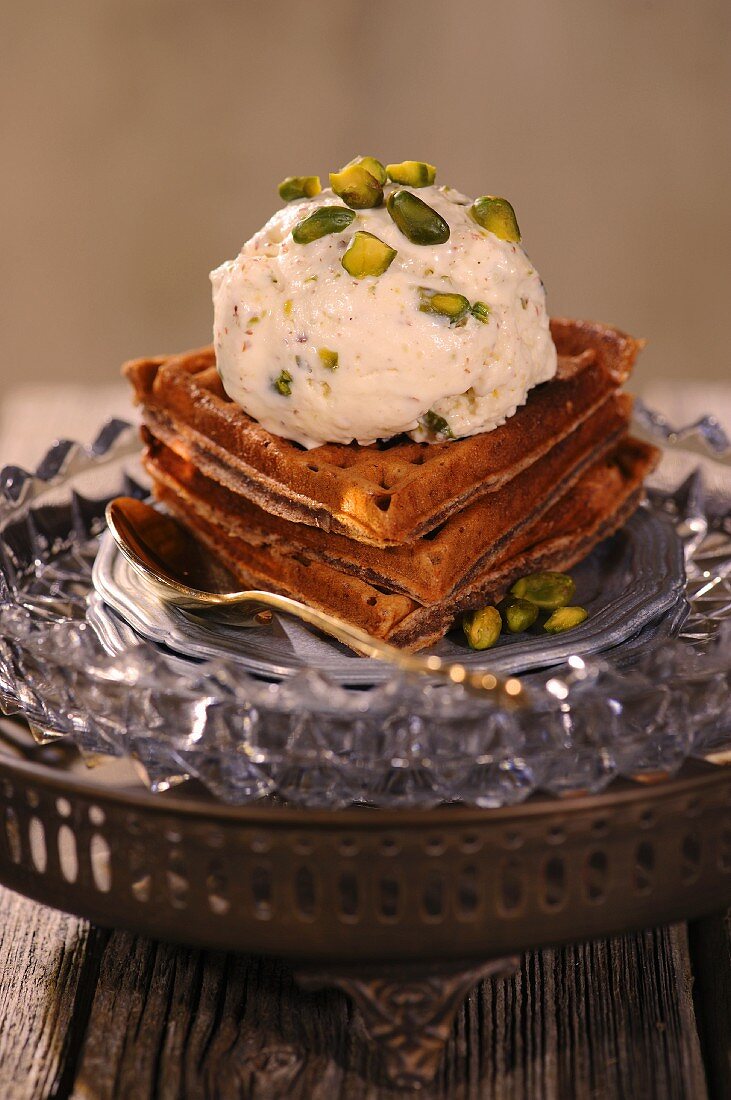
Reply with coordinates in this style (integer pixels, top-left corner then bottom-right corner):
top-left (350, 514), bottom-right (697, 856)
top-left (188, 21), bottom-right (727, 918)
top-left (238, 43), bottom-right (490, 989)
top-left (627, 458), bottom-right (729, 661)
top-left (283, 299), bottom-right (293, 316)
top-left (418, 289), bottom-right (471, 323)
top-left (292, 206), bottom-right (356, 244)
top-left (278, 175), bottom-right (322, 201)
top-left (520, 296), bottom-right (529, 310)
top-left (420, 409), bottom-right (454, 440)
top-left (273, 370), bottom-right (293, 396)
top-left (462, 606), bottom-right (502, 650)
top-left (386, 161), bottom-right (437, 187)
top-left (510, 571), bottom-right (576, 610)
top-left (439, 185), bottom-right (470, 206)
top-left (247, 314), bottom-right (261, 325)
top-left (470, 301), bottom-right (490, 323)
top-left (329, 163), bottom-right (383, 209)
top-left (321, 381), bottom-right (332, 397)
top-left (386, 189), bottom-right (450, 245)
top-left (342, 231), bottom-right (397, 277)
top-left (345, 155), bottom-right (387, 185)
top-left (497, 596), bottom-right (539, 634)
top-left (304, 274), bottom-right (319, 283)
top-left (544, 606), bottom-right (589, 633)
top-left (317, 347), bottom-right (339, 370)
top-left (463, 386), bottom-right (478, 411)
top-left (470, 196), bottom-right (521, 242)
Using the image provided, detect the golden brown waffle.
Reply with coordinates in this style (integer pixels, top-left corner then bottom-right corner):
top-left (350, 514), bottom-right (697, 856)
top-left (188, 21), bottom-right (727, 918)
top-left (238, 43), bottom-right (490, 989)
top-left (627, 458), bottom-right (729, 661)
top-left (125, 319), bottom-right (641, 547)
top-left (151, 438), bottom-right (660, 652)
top-left (142, 394), bottom-right (632, 604)
top-left (439, 438), bottom-right (659, 615)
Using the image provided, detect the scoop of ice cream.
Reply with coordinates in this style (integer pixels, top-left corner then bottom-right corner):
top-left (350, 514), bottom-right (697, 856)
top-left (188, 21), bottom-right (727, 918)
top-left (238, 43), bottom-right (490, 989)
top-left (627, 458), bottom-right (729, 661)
top-left (211, 180), bottom-right (557, 449)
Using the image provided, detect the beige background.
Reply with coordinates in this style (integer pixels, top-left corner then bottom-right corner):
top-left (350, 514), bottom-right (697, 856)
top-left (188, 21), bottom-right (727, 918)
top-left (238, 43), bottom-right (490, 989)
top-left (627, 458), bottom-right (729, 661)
top-left (1, 0), bottom-right (730, 425)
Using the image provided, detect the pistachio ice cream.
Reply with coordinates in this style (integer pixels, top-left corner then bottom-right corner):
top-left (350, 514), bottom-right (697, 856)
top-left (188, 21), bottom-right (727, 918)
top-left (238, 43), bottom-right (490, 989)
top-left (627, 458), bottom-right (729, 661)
top-left (211, 159), bottom-right (557, 449)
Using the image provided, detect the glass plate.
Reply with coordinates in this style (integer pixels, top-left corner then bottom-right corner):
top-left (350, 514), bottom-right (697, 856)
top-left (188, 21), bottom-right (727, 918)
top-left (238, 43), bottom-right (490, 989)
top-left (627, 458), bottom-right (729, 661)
top-left (1, 416), bottom-right (730, 807)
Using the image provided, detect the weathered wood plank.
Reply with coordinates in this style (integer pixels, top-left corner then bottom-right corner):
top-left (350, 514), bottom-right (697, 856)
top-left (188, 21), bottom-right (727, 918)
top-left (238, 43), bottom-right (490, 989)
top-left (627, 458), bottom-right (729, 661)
top-left (689, 909), bottom-right (731, 1100)
top-left (0, 886), bottom-right (103, 1100)
top-left (68, 924), bottom-right (707, 1099)
top-left (0, 876), bottom-right (709, 1099)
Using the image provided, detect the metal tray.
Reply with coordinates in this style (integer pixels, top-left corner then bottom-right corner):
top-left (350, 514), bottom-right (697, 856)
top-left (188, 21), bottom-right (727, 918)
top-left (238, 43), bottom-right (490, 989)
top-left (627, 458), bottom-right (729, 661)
top-left (1, 716), bottom-right (729, 1089)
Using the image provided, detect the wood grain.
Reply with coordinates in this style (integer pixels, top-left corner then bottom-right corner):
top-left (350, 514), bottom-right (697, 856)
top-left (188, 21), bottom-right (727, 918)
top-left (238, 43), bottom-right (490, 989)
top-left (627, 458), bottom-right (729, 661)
top-left (0, 880), bottom-right (715, 1099)
top-left (0, 886), bottom-right (104, 1100)
top-left (67, 925), bottom-right (707, 1099)
top-left (689, 910), bottom-right (731, 1100)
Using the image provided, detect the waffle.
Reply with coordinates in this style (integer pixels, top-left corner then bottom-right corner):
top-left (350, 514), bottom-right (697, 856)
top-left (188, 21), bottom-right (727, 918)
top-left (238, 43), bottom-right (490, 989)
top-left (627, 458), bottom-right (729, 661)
top-left (150, 438), bottom-right (660, 652)
top-left (142, 393), bottom-right (632, 604)
top-left (125, 319), bottom-right (641, 547)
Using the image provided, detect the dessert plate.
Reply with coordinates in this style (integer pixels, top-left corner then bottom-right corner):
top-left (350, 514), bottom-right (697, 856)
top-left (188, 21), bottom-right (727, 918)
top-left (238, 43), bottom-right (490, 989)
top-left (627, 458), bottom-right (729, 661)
top-left (91, 505), bottom-right (686, 687)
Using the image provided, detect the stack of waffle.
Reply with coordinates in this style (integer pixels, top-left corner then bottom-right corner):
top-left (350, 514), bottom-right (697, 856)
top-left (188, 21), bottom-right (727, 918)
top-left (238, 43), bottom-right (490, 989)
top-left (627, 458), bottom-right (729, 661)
top-left (124, 319), bottom-right (659, 651)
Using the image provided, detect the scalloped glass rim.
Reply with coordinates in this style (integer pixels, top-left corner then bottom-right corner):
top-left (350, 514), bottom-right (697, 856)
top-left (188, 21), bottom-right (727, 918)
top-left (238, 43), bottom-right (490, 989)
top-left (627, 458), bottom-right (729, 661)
top-left (0, 415), bottom-right (730, 808)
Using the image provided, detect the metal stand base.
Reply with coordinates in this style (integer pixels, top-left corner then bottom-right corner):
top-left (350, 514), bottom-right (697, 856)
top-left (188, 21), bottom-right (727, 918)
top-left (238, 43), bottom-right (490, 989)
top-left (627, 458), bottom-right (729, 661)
top-left (296, 955), bottom-right (519, 1090)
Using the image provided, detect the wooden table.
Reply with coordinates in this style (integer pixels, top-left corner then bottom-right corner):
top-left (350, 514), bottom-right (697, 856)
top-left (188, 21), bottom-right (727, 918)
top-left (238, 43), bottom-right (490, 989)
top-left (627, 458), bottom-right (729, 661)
top-left (0, 878), bottom-right (729, 1098)
top-left (1, 387), bottom-right (730, 1099)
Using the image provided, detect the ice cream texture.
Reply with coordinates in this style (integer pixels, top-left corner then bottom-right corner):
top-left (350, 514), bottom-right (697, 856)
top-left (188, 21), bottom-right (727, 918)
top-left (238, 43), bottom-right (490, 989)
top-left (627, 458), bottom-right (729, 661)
top-left (211, 162), bottom-right (557, 449)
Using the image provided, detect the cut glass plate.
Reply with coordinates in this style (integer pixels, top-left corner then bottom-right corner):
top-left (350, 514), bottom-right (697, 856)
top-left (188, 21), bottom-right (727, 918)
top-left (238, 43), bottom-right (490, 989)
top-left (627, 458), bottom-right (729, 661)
top-left (0, 413), bottom-right (730, 807)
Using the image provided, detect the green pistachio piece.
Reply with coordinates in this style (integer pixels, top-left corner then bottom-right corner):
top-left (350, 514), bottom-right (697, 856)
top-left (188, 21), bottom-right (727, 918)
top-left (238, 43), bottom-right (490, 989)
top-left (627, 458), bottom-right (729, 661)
top-left (345, 155), bottom-right (387, 185)
top-left (273, 370), bottom-right (293, 396)
top-left (543, 606), bottom-right (589, 634)
top-left (420, 409), bottom-right (454, 441)
top-left (418, 289), bottom-right (471, 323)
top-left (510, 571), bottom-right (576, 611)
top-left (341, 231), bottom-right (397, 278)
top-left (278, 175), bottom-right (322, 202)
top-left (470, 196), bottom-right (521, 242)
top-left (462, 606), bottom-right (502, 650)
top-left (470, 301), bottom-right (490, 323)
top-left (329, 163), bottom-right (383, 209)
top-left (317, 347), bottom-right (339, 370)
top-left (386, 161), bottom-right (436, 187)
top-left (386, 189), bottom-right (450, 245)
top-left (292, 206), bottom-right (356, 244)
top-left (497, 596), bottom-right (539, 634)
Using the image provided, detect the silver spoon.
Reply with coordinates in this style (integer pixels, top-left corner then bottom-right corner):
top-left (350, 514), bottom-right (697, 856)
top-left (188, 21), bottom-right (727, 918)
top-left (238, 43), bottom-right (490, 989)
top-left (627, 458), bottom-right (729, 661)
top-left (105, 497), bottom-right (526, 705)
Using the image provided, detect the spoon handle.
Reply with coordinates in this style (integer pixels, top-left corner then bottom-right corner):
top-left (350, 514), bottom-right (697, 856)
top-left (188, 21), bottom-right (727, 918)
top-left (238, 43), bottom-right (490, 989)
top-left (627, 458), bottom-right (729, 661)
top-left (218, 590), bottom-right (527, 707)
top-left (105, 499), bottom-right (526, 707)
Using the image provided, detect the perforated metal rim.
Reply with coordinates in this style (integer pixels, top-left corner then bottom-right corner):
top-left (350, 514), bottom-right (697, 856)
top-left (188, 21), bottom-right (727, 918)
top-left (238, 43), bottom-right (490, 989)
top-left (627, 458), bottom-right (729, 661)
top-left (1, 736), bottom-right (730, 963)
